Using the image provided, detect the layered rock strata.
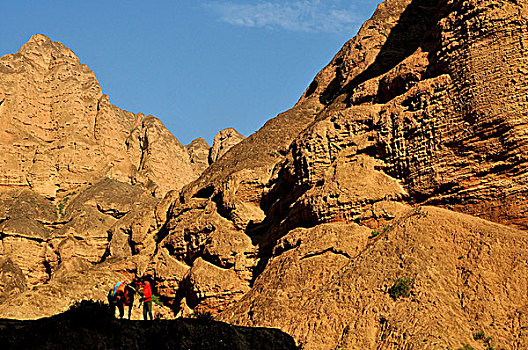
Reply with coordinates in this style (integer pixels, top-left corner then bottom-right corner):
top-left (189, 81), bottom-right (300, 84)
top-left (150, 0), bottom-right (528, 348)
top-left (3, 0), bottom-right (528, 348)
top-left (0, 35), bottom-right (201, 298)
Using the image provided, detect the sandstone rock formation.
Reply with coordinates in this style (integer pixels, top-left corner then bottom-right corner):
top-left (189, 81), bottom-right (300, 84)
top-left (208, 127), bottom-right (246, 164)
top-left (185, 128), bottom-right (246, 175)
top-left (0, 34), bottom-right (198, 199)
top-left (223, 206), bottom-right (528, 349)
top-left (3, 0), bottom-right (528, 348)
top-left (0, 35), bottom-right (205, 303)
top-left (149, 0), bottom-right (528, 348)
top-left (185, 137), bottom-right (210, 175)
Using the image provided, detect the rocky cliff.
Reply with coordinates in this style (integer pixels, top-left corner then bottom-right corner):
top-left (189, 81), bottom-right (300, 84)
top-left (2, 0), bottom-right (528, 349)
top-left (0, 35), bottom-right (243, 311)
top-left (0, 34), bottom-right (199, 299)
top-left (0, 34), bottom-right (199, 199)
top-left (157, 0), bottom-right (528, 348)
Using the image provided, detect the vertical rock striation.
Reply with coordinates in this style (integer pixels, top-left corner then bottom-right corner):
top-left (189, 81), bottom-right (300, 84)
top-left (0, 34), bottom-right (197, 199)
top-left (3, 1), bottom-right (528, 347)
top-left (0, 35), bottom-right (202, 300)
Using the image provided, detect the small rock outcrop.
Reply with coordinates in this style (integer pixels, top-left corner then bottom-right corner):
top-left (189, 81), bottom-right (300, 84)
top-left (185, 137), bottom-right (210, 175)
top-left (185, 128), bottom-right (245, 175)
top-left (208, 128), bottom-right (245, 164)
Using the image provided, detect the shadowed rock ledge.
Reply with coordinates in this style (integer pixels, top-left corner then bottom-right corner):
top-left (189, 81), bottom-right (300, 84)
top-left (0, 300), bottom-right (296, 350)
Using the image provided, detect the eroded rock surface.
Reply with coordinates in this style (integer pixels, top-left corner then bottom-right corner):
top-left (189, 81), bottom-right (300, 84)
top-left (223, 207), bottom-right (528, 349)
top-left (149, 0), bottom-right (528, 348)
top-left (0, 34), bottom-right (198, 199)
top-left (3, 0), bottom-right (528, 348)
top-left (0, 35), bottom-right (202, 302)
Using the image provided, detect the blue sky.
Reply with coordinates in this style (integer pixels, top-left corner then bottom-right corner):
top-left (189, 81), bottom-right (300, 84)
top-left (1, 1), bottom-right (382, 145)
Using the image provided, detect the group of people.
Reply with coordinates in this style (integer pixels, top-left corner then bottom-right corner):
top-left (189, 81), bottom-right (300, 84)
top-left (107, 277), bottom-right (154, 320)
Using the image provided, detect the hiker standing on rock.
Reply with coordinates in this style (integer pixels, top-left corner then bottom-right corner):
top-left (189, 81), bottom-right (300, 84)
top-left (139, 278), bottom-right (153, 320)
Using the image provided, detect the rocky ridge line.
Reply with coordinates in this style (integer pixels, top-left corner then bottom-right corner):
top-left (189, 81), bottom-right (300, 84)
top-left (0, 34), bottom-right (244, 310)
top-left (2, 1), bottom-right (528, 348)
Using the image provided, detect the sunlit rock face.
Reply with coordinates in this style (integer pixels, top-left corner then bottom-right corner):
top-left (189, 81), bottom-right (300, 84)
top-left (158, 0), bottom-right (528, 348)
top-left (0, 34), bottom-right (200, 200)
top-left (0, 34), bottom-right (200, 301)
top-left (3, 0), bottom-right (528, 348)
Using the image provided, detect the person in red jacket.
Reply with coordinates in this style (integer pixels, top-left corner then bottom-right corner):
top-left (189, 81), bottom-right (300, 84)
top-left (139, 279), bottom-right (153, 320)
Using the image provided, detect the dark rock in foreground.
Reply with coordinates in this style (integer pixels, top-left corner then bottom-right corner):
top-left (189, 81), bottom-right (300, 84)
top-left (0, 300), bottom-right (296, 350)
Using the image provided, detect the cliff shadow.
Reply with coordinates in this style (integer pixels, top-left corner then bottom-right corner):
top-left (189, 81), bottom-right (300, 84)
top-left (0, 300), bottom-right (297, 350)
top-left (320, 0), bottom-right (442, 106)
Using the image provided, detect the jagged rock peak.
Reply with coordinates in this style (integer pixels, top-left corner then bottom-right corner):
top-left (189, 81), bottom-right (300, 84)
top-left (18, 34), bottom-right (58, 52)
top-left (209, 127), bottom-right (245, 164)
top-left (27, 33), bottom-right (52, 44)
top-left (187, 137), bottom-right (210, 148)
top-left (16, 34), bottom-right (80, 67)
top-left (186, 129), bottom-right (245, 175)
top-left (186, 137), bottom-right (211, 175)
top-left (0, 34), bottom-right (200, 199)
